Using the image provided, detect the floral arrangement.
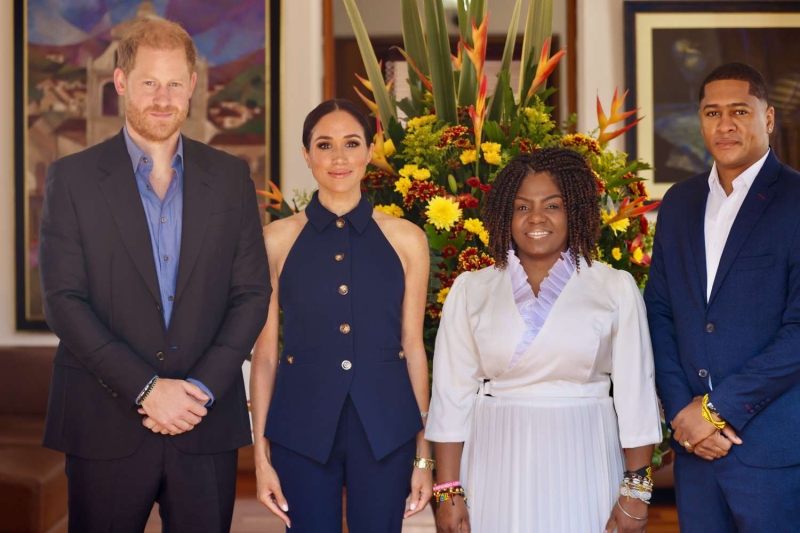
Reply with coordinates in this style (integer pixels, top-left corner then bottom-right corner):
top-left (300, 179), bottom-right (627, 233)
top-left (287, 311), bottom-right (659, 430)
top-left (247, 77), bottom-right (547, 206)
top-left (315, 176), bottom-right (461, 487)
top-left (340, 0), bottom-right (659, 339)
top-left (260, 0), bottom-right (669, 467)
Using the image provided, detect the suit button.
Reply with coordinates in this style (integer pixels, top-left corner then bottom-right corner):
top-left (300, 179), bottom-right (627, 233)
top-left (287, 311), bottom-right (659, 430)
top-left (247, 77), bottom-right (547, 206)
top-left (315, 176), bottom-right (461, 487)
top-left (399, 351), bottom-right (405, 359)
top-left (340, 324), bottom-right (351, 334)
top-left (341, 360), bottom-right (352, 370)
top-left (335, 253), bottom-right (345, 261)
top-left (335, 218), bottom-right (346, 228)
top-left (705, 323), bottom-right (715, 333)
top-left (338, 285), bottom-right (349, 295)
top-left (698, 369), bottom-right (708, 378)
top-left (155, 351), bottom-right (165, 361)
top-left (286, 355), bottom-right (294, 364)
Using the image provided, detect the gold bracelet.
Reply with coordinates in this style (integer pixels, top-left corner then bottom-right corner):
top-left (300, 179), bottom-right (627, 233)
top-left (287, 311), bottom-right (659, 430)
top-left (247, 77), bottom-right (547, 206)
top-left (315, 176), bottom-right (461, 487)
top-left (413, 456), bottom-right (435, 470)
top-left (617, 500), bottom-right (648, 521)
top-left (701, 394), bottom-right (726, 430)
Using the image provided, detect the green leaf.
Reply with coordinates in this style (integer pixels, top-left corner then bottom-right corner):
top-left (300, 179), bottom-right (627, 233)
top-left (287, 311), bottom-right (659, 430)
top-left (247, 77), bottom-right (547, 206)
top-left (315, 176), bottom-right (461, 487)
top-left (423, 0), bottom-right (458, 124)
top-left (519, 0), bottom-right (554, 98)
top-left (467, 0), bottom-right (487, 27)
top-left (397, 98), bottom-right (419, 120)
top-left (425, 224), bottom-right (451, 250)
top-left (387, 116), bottom-right (407, 148)
top-left (487, 71), bottom-right (510, 121)
top-left (457, 49), bottom-right (477, 107)
top-left (401, 0), bottom-right (430, 89)
top-left (343, 0), bottom-right (397, 129)
top-left (483, 120), bottom-right (506, 144)
top-left (456, 0), bottom-right (469, 42)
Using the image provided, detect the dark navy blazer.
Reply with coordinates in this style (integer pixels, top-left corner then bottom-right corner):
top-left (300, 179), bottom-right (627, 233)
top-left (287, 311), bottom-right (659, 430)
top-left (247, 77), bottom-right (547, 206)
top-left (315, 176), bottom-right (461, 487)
top-left (645, 150), bottom-right (800, 468)
top-left (265, 193), bottom-right (422, 464)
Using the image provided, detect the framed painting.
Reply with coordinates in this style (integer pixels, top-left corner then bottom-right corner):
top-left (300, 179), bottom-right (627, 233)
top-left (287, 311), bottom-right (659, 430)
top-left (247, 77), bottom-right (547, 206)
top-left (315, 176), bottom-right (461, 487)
top-left (14, 0), bottom-right (281, 330)
top-left (624, 1), bottom-right (800, 199)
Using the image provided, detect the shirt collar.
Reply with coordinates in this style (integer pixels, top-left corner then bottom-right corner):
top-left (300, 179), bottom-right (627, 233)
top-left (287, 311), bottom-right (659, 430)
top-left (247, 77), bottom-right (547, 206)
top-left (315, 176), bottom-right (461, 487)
top-left (708, 148), bottom-right (770, 194)
top-left (305, 191), bottom-right (373, 233)
top-left (123, 125), bottom-right (184, 173)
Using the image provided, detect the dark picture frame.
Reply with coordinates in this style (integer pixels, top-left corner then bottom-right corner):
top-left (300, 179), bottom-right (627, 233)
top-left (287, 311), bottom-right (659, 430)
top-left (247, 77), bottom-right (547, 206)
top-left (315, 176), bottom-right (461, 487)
top-left (624, 1), bottom-right (800, 198)
top-left (14, 0), bottom-right (281, 330)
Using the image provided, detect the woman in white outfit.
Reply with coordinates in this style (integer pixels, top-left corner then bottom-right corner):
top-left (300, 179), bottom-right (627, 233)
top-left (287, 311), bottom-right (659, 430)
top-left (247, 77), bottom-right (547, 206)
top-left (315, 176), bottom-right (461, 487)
top-left (426, 148), bottom-right (663, 533)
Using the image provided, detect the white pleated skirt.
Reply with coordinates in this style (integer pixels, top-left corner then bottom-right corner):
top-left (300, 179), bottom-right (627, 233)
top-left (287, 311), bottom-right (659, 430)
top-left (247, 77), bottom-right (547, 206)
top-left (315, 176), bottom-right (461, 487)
top-left (461, 394), bottom-right (624, 533)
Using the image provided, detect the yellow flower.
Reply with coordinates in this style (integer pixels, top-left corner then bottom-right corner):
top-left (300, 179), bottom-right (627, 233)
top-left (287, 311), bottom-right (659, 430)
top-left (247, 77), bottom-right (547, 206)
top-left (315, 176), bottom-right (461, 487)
top-left (395, 176), bottom-right (412, 197)
top-left (399, 164), bottom-right (419, 179)
top-left (601, 208), bottom-right (630, 234)
top-left (611, 247), bottom-right (622, 261)
top-left (437, 286), bottom-right (450, 304)
top-left (383, 138), bottom-right (396, 157)
top-left (426, 196), bottom-right (463, 231)
top-left (412, 168), bottom-right (431, 181)
top-left (463, 218), bottom-right (485, 235)
top-left (460, 150), bottom-right (477, 165)
top-left (479, 229), bottom-right (490, 247)
top-left (632, 248), bottom-right (644, 263)
top-left (480, 141), bottom-right (502, 154)
top-left (374, 203), bottom-right (404, 217)
top-left (407, 115), bottom-right (437, 129)
top-left (399, 164), bottom-right (431, 181)
top-left (484, 151), bottom-right (503, 165)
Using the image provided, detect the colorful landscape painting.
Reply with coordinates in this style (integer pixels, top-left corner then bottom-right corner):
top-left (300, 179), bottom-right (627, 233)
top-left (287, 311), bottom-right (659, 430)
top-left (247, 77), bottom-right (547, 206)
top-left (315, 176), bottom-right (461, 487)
top-left (16, 0), bottom-right (270, 328)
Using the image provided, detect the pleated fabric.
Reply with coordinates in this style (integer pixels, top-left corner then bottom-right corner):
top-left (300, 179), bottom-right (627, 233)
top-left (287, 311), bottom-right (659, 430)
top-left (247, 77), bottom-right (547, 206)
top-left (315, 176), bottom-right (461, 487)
top-left (461, 394), bottom-right (624, 533)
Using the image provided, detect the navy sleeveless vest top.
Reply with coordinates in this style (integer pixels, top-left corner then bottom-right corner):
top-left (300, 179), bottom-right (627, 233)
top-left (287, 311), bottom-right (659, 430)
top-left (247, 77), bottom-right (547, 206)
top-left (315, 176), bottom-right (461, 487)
top-left (265, 192), bottom-right (422, 463)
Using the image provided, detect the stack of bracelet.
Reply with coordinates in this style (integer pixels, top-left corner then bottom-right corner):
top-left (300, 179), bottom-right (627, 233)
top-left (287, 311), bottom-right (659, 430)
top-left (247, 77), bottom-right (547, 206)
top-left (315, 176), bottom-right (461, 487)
top-left (619, 466), bottom-right (654, 505)
top-left (433, 481), bottom-right (467, 507)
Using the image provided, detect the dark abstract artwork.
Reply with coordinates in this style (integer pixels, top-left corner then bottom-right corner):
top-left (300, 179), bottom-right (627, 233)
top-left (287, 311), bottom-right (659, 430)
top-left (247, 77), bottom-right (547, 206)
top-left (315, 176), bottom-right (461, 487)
top-left (15, 0), bottom-right (272, 329)
top-left (651, 28), bottom-right (800, 184)
top-left (625, 2), bottom-right (800, 198)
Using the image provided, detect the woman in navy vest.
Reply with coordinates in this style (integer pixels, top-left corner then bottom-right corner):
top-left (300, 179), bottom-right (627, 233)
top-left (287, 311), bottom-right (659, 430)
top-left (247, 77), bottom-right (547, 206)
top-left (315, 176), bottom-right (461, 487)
top-left (250, 99), bottom-right (434, 532)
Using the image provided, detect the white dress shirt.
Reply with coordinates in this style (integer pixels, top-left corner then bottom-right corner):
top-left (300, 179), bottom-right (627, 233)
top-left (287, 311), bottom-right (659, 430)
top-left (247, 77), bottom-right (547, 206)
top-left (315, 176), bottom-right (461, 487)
top-left (704, 150), bottom-right (770, 301)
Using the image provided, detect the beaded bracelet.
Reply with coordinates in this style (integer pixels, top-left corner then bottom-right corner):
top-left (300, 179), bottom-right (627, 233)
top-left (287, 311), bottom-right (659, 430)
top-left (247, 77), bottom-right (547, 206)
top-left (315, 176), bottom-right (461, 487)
top-left (433, 481), bottom-right (461, 492)
top-left (619, 468), bottom-right (653, 505)
top-left (433, 486), bottom-right (467, 506)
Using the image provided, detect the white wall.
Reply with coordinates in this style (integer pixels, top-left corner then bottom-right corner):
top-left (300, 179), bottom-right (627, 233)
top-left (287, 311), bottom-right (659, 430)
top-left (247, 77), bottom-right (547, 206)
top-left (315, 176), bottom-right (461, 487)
top-left (281, 0), bottom-right (324, 195)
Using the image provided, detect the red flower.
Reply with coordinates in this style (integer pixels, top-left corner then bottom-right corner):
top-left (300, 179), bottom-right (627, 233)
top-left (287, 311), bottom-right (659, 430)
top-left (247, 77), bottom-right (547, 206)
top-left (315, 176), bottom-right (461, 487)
top-left (466, 177), bottom-right (481, 188)
top-left (442, 245), bottom-right (458, 258)
top-left (479, 184), bottom-right (491, 194)
top-left (639, 214), bottom-right (649, 234)
top-left (457, 193), bottom-right (479, 209)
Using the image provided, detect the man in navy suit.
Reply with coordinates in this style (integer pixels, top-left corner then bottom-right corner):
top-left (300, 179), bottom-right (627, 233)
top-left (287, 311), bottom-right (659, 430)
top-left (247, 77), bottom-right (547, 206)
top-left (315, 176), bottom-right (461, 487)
top-left (645, 62), bottom-right (800, 531)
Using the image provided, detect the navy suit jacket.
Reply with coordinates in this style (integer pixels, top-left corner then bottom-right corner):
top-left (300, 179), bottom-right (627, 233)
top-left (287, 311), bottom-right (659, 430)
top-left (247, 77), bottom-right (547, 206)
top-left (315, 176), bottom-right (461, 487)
top-left (645, 150), bottom-right (800, 468)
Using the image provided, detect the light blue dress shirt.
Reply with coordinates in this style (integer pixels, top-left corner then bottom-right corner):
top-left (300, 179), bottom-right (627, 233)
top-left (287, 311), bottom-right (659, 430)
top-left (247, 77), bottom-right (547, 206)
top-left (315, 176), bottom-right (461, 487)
top-left (124, 127), bottom-right (214, 405)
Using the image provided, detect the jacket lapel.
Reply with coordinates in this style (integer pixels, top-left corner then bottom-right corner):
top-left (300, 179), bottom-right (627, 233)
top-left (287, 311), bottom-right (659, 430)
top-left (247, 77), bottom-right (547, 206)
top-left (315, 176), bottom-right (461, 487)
top-left (174, 137), bottom-right (215, 303)
top-left (707, 151), bottom-right (780, 305)
top-left (686, 176), bottom-right (710, 304)
top-left (98, 131), bottom-right (162, 306)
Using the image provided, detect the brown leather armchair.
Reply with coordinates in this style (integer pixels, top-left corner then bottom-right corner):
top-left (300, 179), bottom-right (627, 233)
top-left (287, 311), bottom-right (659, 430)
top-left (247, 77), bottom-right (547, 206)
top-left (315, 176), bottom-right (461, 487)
top-left (0, 347), bottom-right (67, 533)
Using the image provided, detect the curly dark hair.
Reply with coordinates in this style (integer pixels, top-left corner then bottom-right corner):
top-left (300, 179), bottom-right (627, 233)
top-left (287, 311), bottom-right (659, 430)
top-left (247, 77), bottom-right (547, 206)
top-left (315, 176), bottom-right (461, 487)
top-left (482, 147), bottom-right (600, 270)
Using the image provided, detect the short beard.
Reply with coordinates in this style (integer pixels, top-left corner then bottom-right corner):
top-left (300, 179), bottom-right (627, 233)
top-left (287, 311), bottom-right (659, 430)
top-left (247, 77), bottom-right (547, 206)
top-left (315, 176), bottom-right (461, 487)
top-left (126, 100), bottom-right (187, 143)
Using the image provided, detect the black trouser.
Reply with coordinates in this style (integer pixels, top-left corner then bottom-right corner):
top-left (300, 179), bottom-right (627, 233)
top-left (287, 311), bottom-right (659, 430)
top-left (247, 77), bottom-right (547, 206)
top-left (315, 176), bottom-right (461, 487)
top-left (65, 431), bottom-right (238, 533)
